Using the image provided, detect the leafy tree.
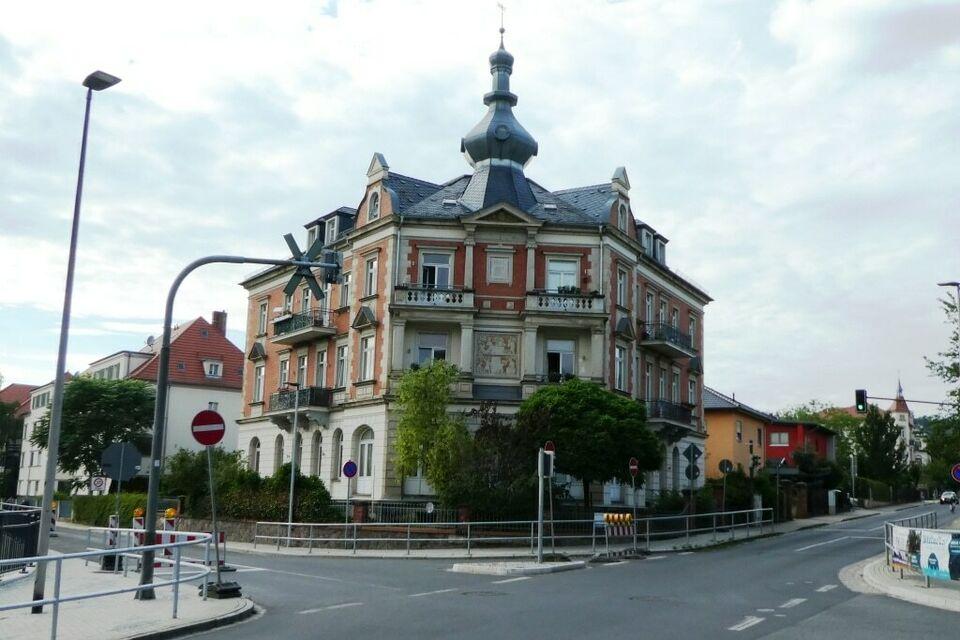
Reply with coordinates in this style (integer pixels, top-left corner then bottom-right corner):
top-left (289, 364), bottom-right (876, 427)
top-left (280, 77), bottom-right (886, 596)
top-left (921, 414), bottom-right (960, 491)
top-left (516, 378), bottom-right (662, 509)
top-left (925, 293), bottom-right (960, 412)
top-left (853, 405), bottom-right (905, 484)
top-left (394, 360), bottom-right (466, 498)
top-left (778, 400), bottom-right (860, 469)
top-left (30, 377), bottom-right (154, 486)
top-left (161, 447), bottom-right (262, 515)
top-left (0, 400), bottom-right (21, 497)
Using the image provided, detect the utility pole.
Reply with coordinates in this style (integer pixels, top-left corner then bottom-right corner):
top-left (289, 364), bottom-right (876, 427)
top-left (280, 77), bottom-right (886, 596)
top-left (286, 380), bottom-right (301, 546)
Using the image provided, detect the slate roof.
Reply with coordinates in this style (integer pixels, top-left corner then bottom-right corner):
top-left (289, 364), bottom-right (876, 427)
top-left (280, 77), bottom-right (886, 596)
top-left (129, 317), bottom-right (243, 390)
top-left (554, 184), bottom-right (616, 222)
top-left (383, 173), bottom-right (443, 213)
top-left (305, 206), bottom-right (357, 228)
top-left (702, 386), bottom-right (774, 422)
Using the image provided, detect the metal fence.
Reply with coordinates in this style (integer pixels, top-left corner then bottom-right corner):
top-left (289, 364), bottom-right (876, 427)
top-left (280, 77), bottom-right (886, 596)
top-left (0, 527), bottom-right (213, 640)
top-left (882, 510), bottom-right (940, 575)
top-left (254, 507), bottom-right (772, 556)
top-left (1, 502), bottom-right (41, 574)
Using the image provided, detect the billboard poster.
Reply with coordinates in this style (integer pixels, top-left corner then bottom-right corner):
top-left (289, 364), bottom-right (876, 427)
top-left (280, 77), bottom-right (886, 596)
top-left (920, 530), bottom-right (958, 581)
top-left (890, 525), bottom-right (917, 569)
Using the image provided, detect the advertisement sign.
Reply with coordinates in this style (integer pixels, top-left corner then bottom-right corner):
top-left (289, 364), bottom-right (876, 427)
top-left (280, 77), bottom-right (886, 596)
top-left (891, 525), bottom-right (922, 570)
top-left (921, 530), bottom-right (954, 581)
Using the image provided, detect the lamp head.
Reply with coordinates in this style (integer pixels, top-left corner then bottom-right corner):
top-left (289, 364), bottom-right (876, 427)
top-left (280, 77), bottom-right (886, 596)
top-left (83, 70), bottom-right (121, 91)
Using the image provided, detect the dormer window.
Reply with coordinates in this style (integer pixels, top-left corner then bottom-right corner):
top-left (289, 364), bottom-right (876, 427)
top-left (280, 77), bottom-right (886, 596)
top-left (325, 218), bottom-right (338, 243)
top-left (307, 226), bottom-right (318, 249)
top-left (617, 204), bottom-right (628, 232)
top-left (204, 360), bottom-right (223, 378)
top-left (368, 191), bottom-right (380, 221)
top-left (656, 240), bottom-right (666, 264)
top-left (641, 231), bottom-right (653, 256)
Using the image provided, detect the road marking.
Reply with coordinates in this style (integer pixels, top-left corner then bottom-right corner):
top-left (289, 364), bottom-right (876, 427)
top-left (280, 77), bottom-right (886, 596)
top-left (491, 576), bottom-right (530, 584)
top-left (779, 598), bottom-right (807, 609)
top-left (849, 536), bottom-right (882, 540)
top-left (646, 556), bottom-right (666, 561)
top-left (678, 551), bottom-right (694, 556)
top-left (816, 584), bottom-right (838, 593)
top-left (775, 614), bottom-right (787, 618)
top-left (728, 616), bottom-right (765, 631)
top-left (757, 608), bottom-right (774, 613)
top-left (408, 588), bottom-right (457, 598)
top-left (795, 536), bottom-right (849, 552)
top-left (298, 602), bottom-right (364, 614)
top-left (603, 560), bottom-right (629, 566)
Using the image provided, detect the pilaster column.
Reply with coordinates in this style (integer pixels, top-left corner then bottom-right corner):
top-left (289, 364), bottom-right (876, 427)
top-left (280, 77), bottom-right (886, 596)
top-left (460, 324), bottom-right (474, 373)
top-left (464, 236), bottom-right (475, 289)
top-left (590, 329), bottom-right (606, 382)
top-left (522, 326), bottom-right (538, 378)
top-left (390, 320), bottom-right (406, 373)
top-left (526, 231), bottom-right (536, 291)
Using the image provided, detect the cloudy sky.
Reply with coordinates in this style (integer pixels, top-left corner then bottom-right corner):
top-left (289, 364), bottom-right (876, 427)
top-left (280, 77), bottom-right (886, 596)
top-left (1, 0), bottom-right (957, 415)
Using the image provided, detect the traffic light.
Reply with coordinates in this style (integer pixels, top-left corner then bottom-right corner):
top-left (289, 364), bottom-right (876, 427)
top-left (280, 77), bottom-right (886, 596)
top-left (855, 389), bottom-right (867, 413)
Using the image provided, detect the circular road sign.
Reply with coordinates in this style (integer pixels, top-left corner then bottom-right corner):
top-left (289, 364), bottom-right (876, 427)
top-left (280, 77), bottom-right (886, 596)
top-left (719, 459), bottom-right (734, 474)
top-left (90, 476), bottom-right (108, 492)
top-left (191, 410), bottom-right (226, 446)
top-left (544, 440), bottom-right (556, 454)
top-left (951, 463), bottom-right (960, 484)
top-left (343, 459), bottom-right (358, 479)
top-left (629, 457), bottom-right (640, 478)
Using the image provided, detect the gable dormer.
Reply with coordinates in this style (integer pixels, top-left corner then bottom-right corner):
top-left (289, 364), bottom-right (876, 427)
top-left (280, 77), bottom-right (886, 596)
top-left (361, 153), bottom-right (391, 226)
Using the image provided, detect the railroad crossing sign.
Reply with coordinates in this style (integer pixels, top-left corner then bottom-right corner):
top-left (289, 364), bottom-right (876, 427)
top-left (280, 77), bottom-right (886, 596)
top-left (343, 459), bottom-right (358, 479)
top-left (100, 442), bottom-right (141, 482)
top-left (719, 459), bottom-right (734, 474)
top-left (683, 444), bottom-right (702, 464)
top-left (629, 457), bottom-right (640, 478)
top-left (951, 463), bottom-right (960, 483)
top-left (191, 410), bottom-right (226, 446)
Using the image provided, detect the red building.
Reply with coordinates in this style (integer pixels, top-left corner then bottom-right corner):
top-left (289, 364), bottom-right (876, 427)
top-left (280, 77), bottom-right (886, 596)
top-left (764, 419), bottom-right (836, 468)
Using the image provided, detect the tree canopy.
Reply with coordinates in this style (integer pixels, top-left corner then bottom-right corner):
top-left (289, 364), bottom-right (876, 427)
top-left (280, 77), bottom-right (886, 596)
top-left (926, 293), bottom-right (960, 412)
top-left (517, 378), bottom-right (662, 508)
top-left (30, 377), bottom-right (154, 482)
top-left (852, 405), bottom-right (905, 484)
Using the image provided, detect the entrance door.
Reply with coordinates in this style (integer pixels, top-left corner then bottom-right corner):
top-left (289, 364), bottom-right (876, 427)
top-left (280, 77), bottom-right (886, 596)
top-left (356, 429), bottom-right (374, 495)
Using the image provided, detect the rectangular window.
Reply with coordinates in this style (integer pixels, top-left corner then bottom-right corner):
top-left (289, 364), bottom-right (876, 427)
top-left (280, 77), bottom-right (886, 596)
top-left (208, 401), bottom-right (219, 411)
top-left (253, 365), bottom-right (265, 402)
top-left (325, 218), bottom-right (338, 244)
top-left (736, 420), bottom-right (743, 442)
top-left (359, 336), bottom-right (374, 380)
top-left (365, 258), bottom-right (378, 296)
top-left (689, 315), bottom-right (697, 343)
top-left (307, 226), bottom-right (318, 248)
top-left (301, 288), bottom-right (311, 313)
top-left (283, 293), bottom-right (293, 313)
top-left (671, 308), bottom-right (679, 329)
top-left (207, 362), bottom-right (221, 377)
top-left (315, 349), bottom-right (327, 387)
top-left (617, 269), bottom-right (628, 307)
top-left (421, 253), bottom-right (451, 288)
top-left (615, 345), bottom-right (627, 391)
top-left (770, 432), bottom-right (789, 446)
top-left (671, 371), bottom-right (679, 402)
top-left (279, 359), bottom-right (289, 387)
top-left (258, 302), bottom-right (268, 335)
top-left (658, 368), bottom-right (667, 399)
top-left (641, 230), bottom-right (653, 256)
top-left (335, 345), bottom-right (348, 387)
top-left (688, 378), bottom-right (697, 405)
top-left (297, 354), bottom-right (307, 386)
top-left (417, 333), bottom-right (448, 364)
top-left (644, 293), bottom-right (653, 324)
top-left (644, 362), bottom-right (653, 400)
top-left (340, 273), bottom-right (351, 308)
top-left (659, 300), bottom-right (667, 324)
top-left (487, 254), bottom-right (512, 284)
top-left (656, 240), bottom-right (666, 263)
top-left (546, 259), bottom-right (578, 291)
top-left (546, 339), bottom-right (575, 382)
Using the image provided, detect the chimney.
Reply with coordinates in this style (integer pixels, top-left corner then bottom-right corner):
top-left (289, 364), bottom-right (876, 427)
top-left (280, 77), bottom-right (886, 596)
top-left (212, 311), bottom-right (227, 335)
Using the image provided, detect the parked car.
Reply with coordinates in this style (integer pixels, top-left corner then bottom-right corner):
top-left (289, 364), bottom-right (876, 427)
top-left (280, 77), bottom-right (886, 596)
top-left (939, 491), bottom-right (957, 504)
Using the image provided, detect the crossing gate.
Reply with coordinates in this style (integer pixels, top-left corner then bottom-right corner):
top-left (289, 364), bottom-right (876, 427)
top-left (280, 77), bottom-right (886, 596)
top-left (593, 513), bottom-right (636, 554)
top-left (131, 515), bottom-right (227, 568)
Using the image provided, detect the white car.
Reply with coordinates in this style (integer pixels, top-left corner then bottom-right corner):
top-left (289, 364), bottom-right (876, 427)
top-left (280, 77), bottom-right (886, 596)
top-left (939, 491), bottom-right (957, 504)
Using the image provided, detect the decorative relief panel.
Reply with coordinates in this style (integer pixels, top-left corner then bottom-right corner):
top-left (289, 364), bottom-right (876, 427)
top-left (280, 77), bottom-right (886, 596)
top-left (474, 331), bottom-right (520, 378)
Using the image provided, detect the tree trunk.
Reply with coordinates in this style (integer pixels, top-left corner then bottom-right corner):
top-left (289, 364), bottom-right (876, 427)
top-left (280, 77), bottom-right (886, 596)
top-left (582, 479), bottom-right (593, 512)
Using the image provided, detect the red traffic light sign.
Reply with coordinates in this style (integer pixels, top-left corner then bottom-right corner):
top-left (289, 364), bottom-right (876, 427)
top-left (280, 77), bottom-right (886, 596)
top-left (544, 440), bottom-right (556, 454)
top-left (629, 457), bottom-right (639, 477)
top-left (191, 410), bottom-right (226, 446)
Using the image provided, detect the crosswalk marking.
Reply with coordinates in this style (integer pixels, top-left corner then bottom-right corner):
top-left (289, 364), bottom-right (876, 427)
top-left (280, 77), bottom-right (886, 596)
top-left (728, 616), bottom-right (765, 631)
top-left (816, 584), bottom-right (838, 593)
top-left (779, 598), bottom-right (807, 609)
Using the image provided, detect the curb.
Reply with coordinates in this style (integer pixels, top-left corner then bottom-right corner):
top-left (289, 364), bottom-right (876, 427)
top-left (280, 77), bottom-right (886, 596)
top-left (125, 599), bottom-right (258, 640)
top-left (860, 557), bottom-right (960, 613)
top-left (450, 560), bottom-right (586, 576)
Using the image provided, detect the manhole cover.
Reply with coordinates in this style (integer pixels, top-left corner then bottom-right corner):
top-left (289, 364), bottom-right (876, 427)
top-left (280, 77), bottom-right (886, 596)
top-left (461, 590), bottom-right (507, 597)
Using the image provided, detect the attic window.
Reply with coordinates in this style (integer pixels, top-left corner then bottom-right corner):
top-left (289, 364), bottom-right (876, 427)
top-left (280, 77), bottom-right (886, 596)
top-left (176, 361), bottom-right (186, 371)
top-left (442, 199), bottom-right (458, 206)
top-left (200, 329), bottom-right (209, 337)
top-left (543, 203), bottom-right (557, 210)
top-left (368, 191), bottom-right (380, 220)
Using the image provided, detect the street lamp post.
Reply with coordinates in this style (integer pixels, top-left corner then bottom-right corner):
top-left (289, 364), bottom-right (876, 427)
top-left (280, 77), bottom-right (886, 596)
top-left (286, 380), bottom-right (301, 546)
top-left (32, 70), bottom-right (120, 612)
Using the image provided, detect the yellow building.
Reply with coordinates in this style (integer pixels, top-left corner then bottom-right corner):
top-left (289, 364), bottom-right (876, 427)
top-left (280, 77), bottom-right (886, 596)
top-left (703, 387), bottom-right (772, 480)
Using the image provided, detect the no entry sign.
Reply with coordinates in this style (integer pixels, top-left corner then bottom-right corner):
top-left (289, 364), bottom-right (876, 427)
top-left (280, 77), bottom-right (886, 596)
top-left (629, 457), bottom-right (639, 478)
top-left (191, 410), bottom-right (226, 446)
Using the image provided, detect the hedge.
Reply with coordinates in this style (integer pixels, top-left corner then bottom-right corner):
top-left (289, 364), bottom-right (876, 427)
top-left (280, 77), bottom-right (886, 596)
top-left (856, 477), bottom-right (893, 502)
top-left (72, 493), bottom-right (148, 527)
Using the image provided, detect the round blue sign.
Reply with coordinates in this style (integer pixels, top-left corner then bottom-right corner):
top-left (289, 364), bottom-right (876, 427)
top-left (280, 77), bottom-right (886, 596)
top-left (951, 463), bottom-right (960, 483)
top-left (343, 460), bottom-right (358, 479)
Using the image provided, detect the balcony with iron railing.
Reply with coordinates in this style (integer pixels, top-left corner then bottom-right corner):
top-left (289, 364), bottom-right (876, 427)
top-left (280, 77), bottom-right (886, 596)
top-left (393, 284), bottom-right (475, 309)
top-left (270, 309), bottom-right (336, 345)
top-left (642, 399), bottom-right (695, 434)
top-left (526, 290), bottom-right (606, 315)
top-left (639, 322), bottom-right (697, 359)
top-left (268, 386), bottom-right (334, 412)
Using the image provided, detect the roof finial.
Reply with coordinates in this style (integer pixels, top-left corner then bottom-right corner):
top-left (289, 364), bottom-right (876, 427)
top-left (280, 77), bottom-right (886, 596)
top-left (498, 2), bottom-right (506, 46)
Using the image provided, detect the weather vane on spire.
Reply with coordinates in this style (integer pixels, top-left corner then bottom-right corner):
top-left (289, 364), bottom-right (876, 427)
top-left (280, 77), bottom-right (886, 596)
top-left (498, 2), bottom-right (506, 42)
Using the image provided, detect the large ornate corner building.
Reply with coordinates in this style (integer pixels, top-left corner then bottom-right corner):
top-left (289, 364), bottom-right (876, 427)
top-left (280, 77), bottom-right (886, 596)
top-left (238, 37), bottom-right (712, 507)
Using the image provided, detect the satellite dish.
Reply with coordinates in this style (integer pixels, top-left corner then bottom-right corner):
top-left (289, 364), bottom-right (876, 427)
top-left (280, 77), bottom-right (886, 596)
top-left (146, 335), bottom-right (155, 346)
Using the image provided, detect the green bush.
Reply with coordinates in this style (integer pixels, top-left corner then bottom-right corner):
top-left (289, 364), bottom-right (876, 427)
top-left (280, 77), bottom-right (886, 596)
top-left (72, 493), bottom-right (148, 527)
top-left (856, 477), bottom-right (893, 502)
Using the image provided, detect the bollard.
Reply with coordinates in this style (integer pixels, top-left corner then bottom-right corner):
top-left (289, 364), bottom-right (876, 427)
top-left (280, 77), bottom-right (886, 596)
top-left (172, 546), bottom-right (181, 619)
top-left (712, 515), bottom-right (717, 542)
top-left (406, 524), bottom-right (411, 556)
top-left (466, 523), bottom-right (472, 558)
top-left (50, 558), bottom-right (63, 640)
top-left (352, 523), bottom-right (358, 554)
top-left (532, 522), bottom-right (536, 556)
top-left (646, 518), bottom-right (651, 552)
top-left (308, 524), bottom-right (314, 554)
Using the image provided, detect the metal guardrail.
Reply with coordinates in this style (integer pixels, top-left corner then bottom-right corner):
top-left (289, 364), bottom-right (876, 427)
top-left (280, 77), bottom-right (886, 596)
top-left (882, 509), bottom-right (940, 580)
top-left (252, 508), bottom-right (772, 556)
top-left (1, 502), bottom-right (42, 574)
top-left (0, 526), bottom-right (213, 640)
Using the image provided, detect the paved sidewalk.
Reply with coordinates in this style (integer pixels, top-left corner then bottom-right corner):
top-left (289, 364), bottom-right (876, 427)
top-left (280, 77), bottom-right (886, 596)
top-left (847, 555), bottom-right (960, 613)
top-left (57, 506), bottom-right (905, 561)
top-left (0, 552), bottom-right (254, 640)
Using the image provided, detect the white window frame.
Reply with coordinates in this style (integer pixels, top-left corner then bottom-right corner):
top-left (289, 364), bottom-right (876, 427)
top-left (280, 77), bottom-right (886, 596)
top-left (368, 191), bottom-right (380, 221)
top-left (335, 344), bottom-right (348, 388)
top-left (689, 314), bottom-right (697, 343)
top-left (206, 361), bottom-right (222, 378)
top-left (283, 293), bottom-right (293, 313)
top-left (486, 252), bottom-right (512, 284)
top-left (688, 377), bottom-right (697, 405)
top-left (307, 226), bottom-right (318, 248)
top-left (253, 365), bottom-right (265, 402)
top-left (546, 258), bottom-right (579, 291)
top-left (297, 354), bottom-right (307, 386)
top-left (359, 336), bottom-right (374, 381)
top-left (617, 268), bottom-right (628, 308)
top-left (279, 359), bottom-right (289, 387)
top-left (658, 368), bottom-right (667, 399)
top-left (671, 370), bottom-right (680, 402)
top-left (546, 339), bottom-right (576, 380)
top-left (769, 432), bottom-right (789, 447)
top-left (671, 308), bottom-right (679, 329)
top-left (340, 272), bottom-right (351, 308)
top-left (258, 301), bottom-right (268, 335)
top-left (364, 257), bottom-right (378, 296)
top-left (615, 345), bottom-right (627, 391)
top-left (301, 288), bottom-right (311, 313)
top-left (325, 218), bottom-right (338, 244)
top-left (417, 333), bottom-right (448, 364)
top-left (315, 349), bottom-right (327, 387)
top-left (420, 252), bottom-right (452, 288)
top-left (644, 362), bottom-right (653, 400)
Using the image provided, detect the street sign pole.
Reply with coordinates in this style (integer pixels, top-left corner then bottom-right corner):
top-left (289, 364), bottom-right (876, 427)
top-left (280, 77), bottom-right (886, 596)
top-left (537, 448), bottom-right (544, 564)
top-left (114, 444), bottom-right (125, 526)
top-left (287, 382), bottom-right (301, 547)
top-left (629, 456), bottom-right (639, 551)
top-left (342, 460), bottom-right (358, 550)
top-left (206, 444), bottom-right (222, 587)
top-left (544, 441), bottom-right (556, 557)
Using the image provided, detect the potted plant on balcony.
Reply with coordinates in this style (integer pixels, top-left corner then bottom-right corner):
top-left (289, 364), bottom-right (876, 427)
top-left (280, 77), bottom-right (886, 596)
top-left (556, 285), bottom-right (581, 295)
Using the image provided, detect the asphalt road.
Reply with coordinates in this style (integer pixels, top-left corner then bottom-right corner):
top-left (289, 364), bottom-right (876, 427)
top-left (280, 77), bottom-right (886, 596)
top-left (51, 503), bottom-right (958, 639)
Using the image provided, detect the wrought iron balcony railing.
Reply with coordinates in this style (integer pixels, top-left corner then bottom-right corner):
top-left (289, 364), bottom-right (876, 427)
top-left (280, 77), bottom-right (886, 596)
top-left (640, 322), bottom-right (696, 352)
top-left (268, 386), bottom-right (333, 412)
top-left (273, 310), bottom-right (335, 337)
top-left (642, 399), bottom-right (693, 425)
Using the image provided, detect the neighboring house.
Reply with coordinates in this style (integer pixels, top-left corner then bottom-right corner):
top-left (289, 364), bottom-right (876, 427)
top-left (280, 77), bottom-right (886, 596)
top-left (839, 381), bottom-right (927, 467)
top-left (702, 387), bottom-right (772, 480)
top-left (237, 35), bottom-right (712, 509)
top-left (17, 375), bottom-right (74, 498)
top-left (0, 383), bottom-right (36, 497)
top-left (15, 312), bottom-right (243, 498)
top-left (764, 420), bottom-right (836, 472)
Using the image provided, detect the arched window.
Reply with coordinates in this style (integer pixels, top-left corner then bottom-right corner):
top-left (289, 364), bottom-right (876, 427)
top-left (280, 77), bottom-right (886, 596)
top-left (356, 427), bottom-right (375, 495)
top-left (618, 203), bottom-right (628, 231)
top-left (332, 429), bottom-right (343, 480)
top-left (671, 446), bottom-right (681, 492)
top-left (248, 437), bottom-right (261, 474)
top-left (294, 431), bottom-right (303, 470)
top-left (368, 191), bottom-right (380, 221)
top-left (311, 431), bottom-right (323, 476)
top-left (274, 434), bottom-right (285, 474)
